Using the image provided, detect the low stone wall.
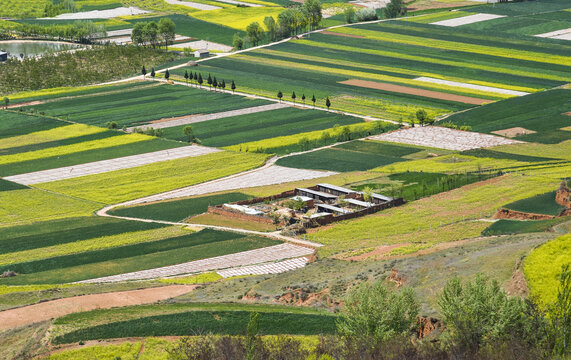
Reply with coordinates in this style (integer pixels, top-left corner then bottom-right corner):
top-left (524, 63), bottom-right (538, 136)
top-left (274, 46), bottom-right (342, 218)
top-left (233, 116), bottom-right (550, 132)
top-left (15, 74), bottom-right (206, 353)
top-left (233, 189), bottom-right (298, 206)
top-left (314, 198), bottom-right (405, 225)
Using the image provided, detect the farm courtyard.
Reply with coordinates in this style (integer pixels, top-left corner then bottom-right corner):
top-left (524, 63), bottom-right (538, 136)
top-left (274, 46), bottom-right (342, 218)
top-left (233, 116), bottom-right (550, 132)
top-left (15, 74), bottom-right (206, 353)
top-left (0, 0), bottom-right (570, 358)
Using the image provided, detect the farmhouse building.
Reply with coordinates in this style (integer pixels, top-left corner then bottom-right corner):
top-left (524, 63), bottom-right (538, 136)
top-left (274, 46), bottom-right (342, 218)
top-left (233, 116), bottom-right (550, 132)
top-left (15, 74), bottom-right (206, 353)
top-left (194, 49), bottom-right (209, 58)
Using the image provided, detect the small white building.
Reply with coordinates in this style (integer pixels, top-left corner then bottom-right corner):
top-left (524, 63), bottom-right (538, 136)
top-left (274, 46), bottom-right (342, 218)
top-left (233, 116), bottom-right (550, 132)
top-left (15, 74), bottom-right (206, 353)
top-left (194, 49), bottom-right (209, 58)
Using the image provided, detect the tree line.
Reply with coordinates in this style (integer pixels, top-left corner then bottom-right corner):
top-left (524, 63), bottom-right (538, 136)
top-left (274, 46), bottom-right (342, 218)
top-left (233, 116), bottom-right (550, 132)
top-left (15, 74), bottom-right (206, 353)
top-left (0, 20), bottom-right (106, 43)
top-left (233, 0), bottom-right (322, 49)
top-left (130, 19), bottom-right (176, 50)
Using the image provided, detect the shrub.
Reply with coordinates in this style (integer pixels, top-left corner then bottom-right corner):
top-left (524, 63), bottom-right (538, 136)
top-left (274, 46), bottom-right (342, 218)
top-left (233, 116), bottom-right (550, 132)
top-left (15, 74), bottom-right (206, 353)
top-left (336, 280), bottom-right (419, 345)
top-left (355, 8), bottom-right (378, 22)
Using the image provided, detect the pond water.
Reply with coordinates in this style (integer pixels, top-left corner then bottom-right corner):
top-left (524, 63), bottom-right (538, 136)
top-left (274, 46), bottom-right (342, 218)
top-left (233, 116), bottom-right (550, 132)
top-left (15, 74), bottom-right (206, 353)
top-left (0, 41), bottom-right (82, 59)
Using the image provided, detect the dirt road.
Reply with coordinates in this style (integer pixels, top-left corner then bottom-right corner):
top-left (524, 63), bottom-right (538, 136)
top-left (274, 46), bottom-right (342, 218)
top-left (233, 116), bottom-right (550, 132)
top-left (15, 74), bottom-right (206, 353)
top-left (0, 285), bottom-right (195, 330)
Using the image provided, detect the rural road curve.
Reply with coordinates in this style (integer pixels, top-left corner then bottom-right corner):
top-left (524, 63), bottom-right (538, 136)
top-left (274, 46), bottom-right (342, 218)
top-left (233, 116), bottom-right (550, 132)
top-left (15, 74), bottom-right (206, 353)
top-left (0, 285), bottom-right (195, 330)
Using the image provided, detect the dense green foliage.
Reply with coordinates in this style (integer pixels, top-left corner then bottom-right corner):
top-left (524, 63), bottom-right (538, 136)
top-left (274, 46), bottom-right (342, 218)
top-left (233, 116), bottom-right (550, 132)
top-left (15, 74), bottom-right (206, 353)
top-left (1, 229), bottom-right (278, 284)
top-left (28, 83), bottom-right (270, 127)
top-left (110, 193), bottom-right (252, 222)
top-left (1, 20), bottom-right (105, 43)
top-left (0, 46), bottom-right (178, 96)
top-left (54, 310), bottom-right (336, 343)
top-left (446, 89), bottom-right (571, 144)
top-left (337, 281), bottom-right (419, 343)
top-left (504, 190), bottom-right (565, 216)
top-left (124, 14), bottom-right (246, 46)
top-left (482, 217), bottom-right (570, 236)
top-left (160, 107), bottom-right (362, 146)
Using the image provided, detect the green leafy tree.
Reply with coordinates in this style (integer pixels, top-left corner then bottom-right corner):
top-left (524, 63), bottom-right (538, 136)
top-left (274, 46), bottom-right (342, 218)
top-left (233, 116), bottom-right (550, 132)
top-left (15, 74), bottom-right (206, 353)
top-left (362, 186), bottom-right (374, 202)
top-left (143, 21), bottom-right (159, 48)
top-left (246, 21), bottom-right (263, 47)
top-left (337, 280), bottom-right (419, 344)
top-left (183, 125), bottom-right (195, 143)
top-left (231, 80), bottom-right (236, 93)
top-left (416, 109), bottom-right (427, 126)
top-left (158, 18), bottom-right (176, 50)
top-left (264, 16), bottom-right (278, 42)
top-left (302, 0), bottom-right (322, 31)
top-left (233, 33), bottom-right (244, 50)
top-left (325, 97), bottom-right (331, 109)
top-left (384, 0), bottom-right (407, 18)
top-left (438, 274), bottom-right (543, 350)
top-left (320, 130), bottom-right (330, 145)
top-left (344, 7), bottom-right (355, 23)
top-left (165, 68), bottom-right (170, 80)
top-left (131, 22), bottom-right (146, 45)
top-left (246, 312), bottom-right (261, 360)
top-left (301, 93), bottom-right (306, 104)
top-left (277, 90), bottom-right (283, 102)
top-left (141, 65), bottom-right (147, 79)
top-left (278, 9), bottom-right (297, 37)
top-left (3, 97), bottom-right (9, 109)
top-left (291, 91), bottom-right (296, 104)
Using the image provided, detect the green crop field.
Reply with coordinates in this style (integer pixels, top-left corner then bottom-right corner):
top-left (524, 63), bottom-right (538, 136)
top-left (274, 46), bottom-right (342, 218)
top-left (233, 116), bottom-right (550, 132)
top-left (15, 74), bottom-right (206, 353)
top-left (482, 217), bottom-right (570, 236)
top-left (0, 111), bottom-right (64, 139)
top-left (0, 179), bottom-right (27, 192)
top-left (27, 82), bottom-right (271, 127)
top-left (275, 140), bottom-right (421, 172)
top-left (160, 107), bottom-right (363, 147)
top-left (503, 190), bottom-right (566, 216)
top-left (1, 229), bottom-right (279, 284)
top-left (0, 0), bottom-right (49, 18)
top-left (178, 21), bottom-right (571, 120)
top-left (468, 0), bottom-right (570, 16)
top-left (445, 89), bottom-right (571, 144)
top-left (524, 233), bottom-right (571, 306)
top-left (0, 189), bottom-right (101, 226)
top-left (36, 151), bottom-right (268, 204)
top-left (109, 192), bottom-right (252, 222)
top-left (52, 302), bottom-right (336, 344)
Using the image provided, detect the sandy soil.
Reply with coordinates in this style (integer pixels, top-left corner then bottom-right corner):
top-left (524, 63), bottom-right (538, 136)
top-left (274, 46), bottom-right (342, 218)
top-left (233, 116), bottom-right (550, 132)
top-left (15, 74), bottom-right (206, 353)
top-left (6, 100), bottom-right (44, 108)
top-left (491, 127), bottom-right (536, 138)
top-left (322, 31), bottom-right (366, 39)
top-left (0, 285), bottom-right (195, 330)
top-left (340, 79), bottom-right (489, 105)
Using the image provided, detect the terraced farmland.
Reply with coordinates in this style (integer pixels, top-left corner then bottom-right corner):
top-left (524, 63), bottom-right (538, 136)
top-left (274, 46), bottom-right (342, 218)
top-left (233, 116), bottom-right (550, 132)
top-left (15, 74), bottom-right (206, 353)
top-left (0, 225), bottom-right (279, 285)
top-left (179, 20), bottom-right (571, 120)
top-left (25, 82), bottom-right (271, 128)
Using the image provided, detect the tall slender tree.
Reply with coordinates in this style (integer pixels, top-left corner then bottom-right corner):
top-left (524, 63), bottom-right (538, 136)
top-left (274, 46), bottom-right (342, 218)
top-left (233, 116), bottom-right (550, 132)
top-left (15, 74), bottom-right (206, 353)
top-left (184, 70), bottom-right (189, 85)
top-left (141, 65), bottom-right (147, 79)
top-left (193, 72), bottom-right (198, 87)
top-left (277, 90), bottom-right (283, 102)
top-left (221, 79), bottom-right (226, 91)
top-left (325, 97), bottom-right (331, 109)
top-left (311, 94), bottom-right (316, 107)
top-left (231, 80), bottom-right (236, 93)
top-left (207, 73), bottom-right (213, 90)
top-left (165, 68), bottom-right (170, 80)
top-left (291, 91), bottom-right (296, 104)
top-left (150, 67), bottom-right (156, 79)
top-left (198, 73), bottom-right (203, 88)
top-left (213, 76), bottom-right (218, 91)
top-left (301, 94), bottom-right (306, 104)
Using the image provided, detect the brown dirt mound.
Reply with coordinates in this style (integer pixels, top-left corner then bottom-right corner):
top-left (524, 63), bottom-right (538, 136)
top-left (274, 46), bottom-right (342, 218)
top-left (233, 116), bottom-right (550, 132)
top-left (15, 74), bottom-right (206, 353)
top-left (493, 208), bottom-right (554, 221)
top-left (416, 316), bottom-right (442, 339)
top-left (340, 79), bottom-right (488, 105)
top-left (0, 285), bottom-right (195, 330)
top-left (504, 259), bottom-right (529, 298)
top-left (491, 127), bottom-right (536, 138)
top-left (556, 181), bottom-right (570, 208)
top-left (322, 31), bottom-right (365, 39)
top-left (388, 268), bottom-right (406, 287)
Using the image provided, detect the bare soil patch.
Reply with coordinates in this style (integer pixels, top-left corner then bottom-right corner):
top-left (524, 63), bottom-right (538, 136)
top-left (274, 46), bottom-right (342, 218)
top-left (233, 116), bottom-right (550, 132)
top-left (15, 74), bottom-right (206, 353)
top-left (322, 31), bottom-right (366, 39)
top-left (341, 79), bottom-right (488, 105)
top-left (504, 259), bottom-right (529, 298)
top-left (6, 100), bottom-right (44, 108)
top-left (564, 112), bottom-right (571, 116)
top-left (492, 127), bottom-right (536, 138)
top-left (344, 243), bottom-right (410, 261)
top-left (493, 208), bottom-right (554, 221)
top-left (0, 285), bottom-right (195, 330)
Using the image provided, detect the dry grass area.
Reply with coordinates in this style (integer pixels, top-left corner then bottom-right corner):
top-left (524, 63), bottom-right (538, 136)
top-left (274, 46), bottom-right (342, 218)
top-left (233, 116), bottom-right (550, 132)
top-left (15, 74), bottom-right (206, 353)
top-left (492, 127), bottom-right (537, 138)
top-left (310, 174), bottom-right (559, 257)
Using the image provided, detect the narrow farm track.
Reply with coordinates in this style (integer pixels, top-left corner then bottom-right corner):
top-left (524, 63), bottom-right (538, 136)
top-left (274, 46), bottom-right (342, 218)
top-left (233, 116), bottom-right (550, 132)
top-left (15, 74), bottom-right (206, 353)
top-left (0, 285), bottom-right (196, 330)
